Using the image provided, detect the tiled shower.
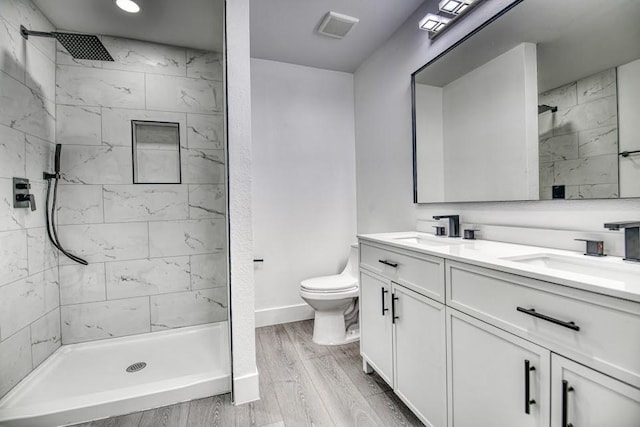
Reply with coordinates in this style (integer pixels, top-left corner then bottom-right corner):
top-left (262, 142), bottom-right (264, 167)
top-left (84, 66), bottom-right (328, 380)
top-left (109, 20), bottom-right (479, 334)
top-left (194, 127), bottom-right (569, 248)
top-left (0, 0), bottom-right (229, 414)
top-left (54, 36), bottom-right (227, 345)
top-left (0, 0), bottom-right (60, 398)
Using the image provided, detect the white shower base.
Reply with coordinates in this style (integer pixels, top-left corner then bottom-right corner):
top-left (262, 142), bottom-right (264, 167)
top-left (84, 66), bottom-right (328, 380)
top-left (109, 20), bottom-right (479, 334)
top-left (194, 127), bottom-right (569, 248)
top-left (0, 322), bottom-right (231, 427)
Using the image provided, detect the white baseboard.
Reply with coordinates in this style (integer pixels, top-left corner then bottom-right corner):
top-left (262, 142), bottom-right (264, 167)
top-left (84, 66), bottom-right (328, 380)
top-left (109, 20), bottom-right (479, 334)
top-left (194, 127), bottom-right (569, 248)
top-left (254, 303), bottom-right (315, 328)
top-left (233, 370), bottom-right (259, 405)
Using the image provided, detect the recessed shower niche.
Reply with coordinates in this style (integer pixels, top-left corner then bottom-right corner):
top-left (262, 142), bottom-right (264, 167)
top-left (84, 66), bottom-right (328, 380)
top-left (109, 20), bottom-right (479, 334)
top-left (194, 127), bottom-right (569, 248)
top-left (132, 120), bottom-right (182, 184)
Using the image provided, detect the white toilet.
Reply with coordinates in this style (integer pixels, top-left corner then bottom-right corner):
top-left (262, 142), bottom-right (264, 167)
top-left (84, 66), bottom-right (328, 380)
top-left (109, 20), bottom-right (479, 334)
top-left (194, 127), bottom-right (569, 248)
top-left (300, 244), bottom-right (360, 345)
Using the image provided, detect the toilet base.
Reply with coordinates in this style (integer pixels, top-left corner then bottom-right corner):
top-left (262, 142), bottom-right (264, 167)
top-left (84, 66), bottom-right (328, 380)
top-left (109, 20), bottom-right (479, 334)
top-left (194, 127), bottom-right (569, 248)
top-left (312, 310), bottom-right (360, 346)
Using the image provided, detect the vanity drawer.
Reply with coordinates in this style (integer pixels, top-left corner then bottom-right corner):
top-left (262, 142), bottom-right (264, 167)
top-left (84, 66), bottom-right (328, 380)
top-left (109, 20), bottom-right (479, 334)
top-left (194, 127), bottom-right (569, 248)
top-left (445, 260), bottom-right (640, 388)
top-left (360, 242), bottom-right (445, 302)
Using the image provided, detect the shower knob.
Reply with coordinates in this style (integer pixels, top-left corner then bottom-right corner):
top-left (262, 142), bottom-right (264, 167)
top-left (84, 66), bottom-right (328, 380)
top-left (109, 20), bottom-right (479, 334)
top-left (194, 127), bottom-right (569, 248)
top-left (16, 193), bottom-right (36, 211)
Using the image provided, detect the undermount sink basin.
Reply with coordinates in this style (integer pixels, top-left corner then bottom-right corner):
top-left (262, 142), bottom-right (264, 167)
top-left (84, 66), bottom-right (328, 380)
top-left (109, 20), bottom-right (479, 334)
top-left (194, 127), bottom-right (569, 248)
top-left (503, 253), bottom-right (640, 283)
top-left (394, 236), bottom-right (466, 247)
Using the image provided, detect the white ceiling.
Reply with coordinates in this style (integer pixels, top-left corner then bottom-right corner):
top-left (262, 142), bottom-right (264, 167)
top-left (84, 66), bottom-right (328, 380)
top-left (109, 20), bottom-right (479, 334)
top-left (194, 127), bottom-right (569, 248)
top-left (33, 0), bottom-right (224, 51)
top-left (250, 0), bottom-right (425, 73)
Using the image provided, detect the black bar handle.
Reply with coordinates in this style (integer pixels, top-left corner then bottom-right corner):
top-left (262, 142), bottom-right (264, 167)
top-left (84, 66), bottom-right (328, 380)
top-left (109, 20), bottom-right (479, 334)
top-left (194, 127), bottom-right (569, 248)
top-left (253, 259), bottom-right (264, 263)
top-left (516, 307), bottom-right (580, 331)
top-left (381, 287), bottom-right (389, 316)
top-left (562, 380), bottom-right (574, 427)
top-left (391, 294), bottom-right (399, 324)
top-left (378, 259), bottom-right (398, 268)
top-left (524, 360), bottom-right (536, 414)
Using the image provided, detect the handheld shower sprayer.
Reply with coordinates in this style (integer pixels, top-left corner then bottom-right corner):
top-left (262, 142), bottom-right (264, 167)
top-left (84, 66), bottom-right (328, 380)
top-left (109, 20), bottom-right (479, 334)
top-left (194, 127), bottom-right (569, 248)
top-left (44, 144), bottom-right (88, 266)
top-left (55, 143), bottom-right (61, 176)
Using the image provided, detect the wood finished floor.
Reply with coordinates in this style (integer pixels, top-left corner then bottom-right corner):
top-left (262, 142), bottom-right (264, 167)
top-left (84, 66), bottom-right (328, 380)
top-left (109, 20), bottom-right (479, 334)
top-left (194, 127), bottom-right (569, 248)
top-left (72, 320), bottom-right (424, 427)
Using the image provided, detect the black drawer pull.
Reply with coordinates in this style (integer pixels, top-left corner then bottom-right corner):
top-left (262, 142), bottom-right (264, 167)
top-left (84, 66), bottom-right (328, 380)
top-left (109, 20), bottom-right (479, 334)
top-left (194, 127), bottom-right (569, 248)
top-left (516, 307), bottom-right (580, 331)
top-left (391, 294), bottom-right (399, 324)
top-left (378, 259), bottom-right (398, 268)
top-left (381, 287), bottom-right (389, 316)
top-left (562, 380), bottom-right (574, 427)
top-left (524, 360), bottom-right (536, 414)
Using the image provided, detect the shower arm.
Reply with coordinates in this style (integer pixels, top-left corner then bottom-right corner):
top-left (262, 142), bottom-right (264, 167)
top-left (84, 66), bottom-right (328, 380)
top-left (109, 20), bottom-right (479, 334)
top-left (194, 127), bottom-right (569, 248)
top-left (19, 25), bottom-right (114, 61)
top-left (20, 26), bottom-right (56, 40)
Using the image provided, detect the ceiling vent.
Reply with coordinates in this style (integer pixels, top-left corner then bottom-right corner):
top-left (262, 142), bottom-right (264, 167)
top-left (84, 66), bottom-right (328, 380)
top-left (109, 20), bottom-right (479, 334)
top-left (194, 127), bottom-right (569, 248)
top-left (317, 11), bottom-right (359, 39)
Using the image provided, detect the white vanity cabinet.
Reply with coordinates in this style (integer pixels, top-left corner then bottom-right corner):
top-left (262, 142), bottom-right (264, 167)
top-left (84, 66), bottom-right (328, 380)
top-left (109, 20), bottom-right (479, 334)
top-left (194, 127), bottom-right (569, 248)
top-left (360, 270), bottom-right (393, 384)
top-left (445, 260), bottom-right (640, 388)
top-left (445, 259), bottom-right (640, 426)
top-left (447, 309), bottom-right (550, 427)
top-left (359, 243), bottom-right (447, 427)
top-left (393, 284), bottom-right (447, 427)
top-left (360, 242), bottom-right (446, 303)
top-left (358, 236), bottom-right (640, 427)
top-left (550, 355), bottom-right (640, 427)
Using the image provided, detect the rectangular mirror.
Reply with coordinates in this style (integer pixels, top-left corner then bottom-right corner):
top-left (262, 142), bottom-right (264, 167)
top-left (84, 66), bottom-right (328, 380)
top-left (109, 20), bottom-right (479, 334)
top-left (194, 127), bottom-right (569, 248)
top-left (412, 0), bottom-right (640, 203)
top-left (132, 120), bottom-right (181, 184)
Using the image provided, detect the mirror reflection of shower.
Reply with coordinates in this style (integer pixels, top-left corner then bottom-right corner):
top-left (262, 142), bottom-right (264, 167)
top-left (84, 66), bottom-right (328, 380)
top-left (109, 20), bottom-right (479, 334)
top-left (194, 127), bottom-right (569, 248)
top-left (43, 144), bottom-right (88, 265)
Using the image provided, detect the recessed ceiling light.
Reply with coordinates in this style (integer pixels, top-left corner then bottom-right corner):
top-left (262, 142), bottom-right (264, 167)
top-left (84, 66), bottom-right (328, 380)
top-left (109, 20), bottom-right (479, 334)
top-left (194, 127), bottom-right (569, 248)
top-left (418, 14), bottom-right (450, 33)
top-left (115, 0), bottom-right (141, 13)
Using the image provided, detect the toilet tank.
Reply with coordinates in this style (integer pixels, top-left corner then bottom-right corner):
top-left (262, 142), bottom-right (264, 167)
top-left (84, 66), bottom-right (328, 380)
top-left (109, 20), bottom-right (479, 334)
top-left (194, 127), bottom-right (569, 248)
top-left (342, 244), bottom-right (359, 278)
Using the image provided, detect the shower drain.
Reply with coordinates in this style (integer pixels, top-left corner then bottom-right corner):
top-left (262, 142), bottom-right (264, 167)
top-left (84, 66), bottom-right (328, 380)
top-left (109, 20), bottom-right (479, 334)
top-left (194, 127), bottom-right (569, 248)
top-left (126, 362), bottom-right (147, 373)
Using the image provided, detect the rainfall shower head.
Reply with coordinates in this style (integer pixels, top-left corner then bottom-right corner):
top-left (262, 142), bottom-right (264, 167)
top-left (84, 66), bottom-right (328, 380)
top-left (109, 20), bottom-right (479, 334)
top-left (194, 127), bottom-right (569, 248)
top-left (538, 104), bottom-right (558, 115)
top-left (20, 25), bottom-right (114, 61)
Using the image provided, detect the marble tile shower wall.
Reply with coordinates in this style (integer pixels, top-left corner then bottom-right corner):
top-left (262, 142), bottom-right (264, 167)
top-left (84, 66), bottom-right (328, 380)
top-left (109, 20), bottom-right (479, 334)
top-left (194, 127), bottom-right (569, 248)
top-left (55, 36), bottom-right (227, 344)
top-left (538, 68), bottom-right (619, 200)
top-left (0, 0), bottom-right (60, 398)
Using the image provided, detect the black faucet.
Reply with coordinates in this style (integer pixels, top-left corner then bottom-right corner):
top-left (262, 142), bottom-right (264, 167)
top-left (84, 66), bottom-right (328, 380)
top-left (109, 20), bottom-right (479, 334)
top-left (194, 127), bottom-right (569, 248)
top-left (433, 215), bottom-right (460, 238)
top-left (604, 221), bottom-right (640, 262)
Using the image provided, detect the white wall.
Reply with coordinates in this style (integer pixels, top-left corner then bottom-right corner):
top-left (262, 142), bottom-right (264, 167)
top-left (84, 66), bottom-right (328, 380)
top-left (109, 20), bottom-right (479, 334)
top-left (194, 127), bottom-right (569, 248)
top-left (250, 59), bottom-right (357, 326)
top-left (618, 58), bottom-right (640, 198)
top-left (227, 0), bottom-right (259, 404)
top-left (354, 0), bottom-right (640, 238)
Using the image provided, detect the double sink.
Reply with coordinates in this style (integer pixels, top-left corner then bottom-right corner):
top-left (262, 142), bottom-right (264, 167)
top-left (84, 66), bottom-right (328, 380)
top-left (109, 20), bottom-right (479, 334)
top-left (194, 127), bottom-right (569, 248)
top-left (391, 234), bottom-right (640, 285)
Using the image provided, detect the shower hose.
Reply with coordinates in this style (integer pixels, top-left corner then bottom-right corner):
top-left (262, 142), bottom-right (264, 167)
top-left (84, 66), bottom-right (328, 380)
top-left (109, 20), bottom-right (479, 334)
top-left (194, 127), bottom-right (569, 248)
top-left (45, 175), bottom-right (88, 265)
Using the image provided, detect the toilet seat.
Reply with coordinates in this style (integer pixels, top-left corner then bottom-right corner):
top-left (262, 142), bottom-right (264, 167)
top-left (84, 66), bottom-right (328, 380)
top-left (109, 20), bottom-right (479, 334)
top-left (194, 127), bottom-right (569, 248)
top-left (300, 274), bottom-right (358, 293)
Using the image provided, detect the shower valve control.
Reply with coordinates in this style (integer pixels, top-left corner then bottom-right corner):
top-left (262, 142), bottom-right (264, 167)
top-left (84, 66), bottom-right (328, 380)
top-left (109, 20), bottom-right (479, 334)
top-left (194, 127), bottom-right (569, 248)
top-left (13, 177), bottom-right (36, 211)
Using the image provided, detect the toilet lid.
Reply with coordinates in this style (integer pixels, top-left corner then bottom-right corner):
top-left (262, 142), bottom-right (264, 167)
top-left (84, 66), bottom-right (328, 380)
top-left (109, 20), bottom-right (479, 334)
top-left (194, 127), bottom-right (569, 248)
top-left (301, 274), bottom-right (358, 292)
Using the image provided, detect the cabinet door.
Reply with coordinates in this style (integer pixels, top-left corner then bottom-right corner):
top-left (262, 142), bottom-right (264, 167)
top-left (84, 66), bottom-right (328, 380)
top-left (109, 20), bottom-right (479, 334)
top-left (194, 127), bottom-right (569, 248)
top-left (551, 354), bottom-right (640, 427)
top-left (360, 270), bottom-right (393, 384)
top-left (447, 309), bottom-right (550, 427)
top-left (393, 284), bottom-right (447, 427)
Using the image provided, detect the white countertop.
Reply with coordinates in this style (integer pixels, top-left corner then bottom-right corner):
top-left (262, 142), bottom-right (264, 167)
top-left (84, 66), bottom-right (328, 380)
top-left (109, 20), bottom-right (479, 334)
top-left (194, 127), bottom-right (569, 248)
top-left (358, 231), bottom-right (640, 303)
